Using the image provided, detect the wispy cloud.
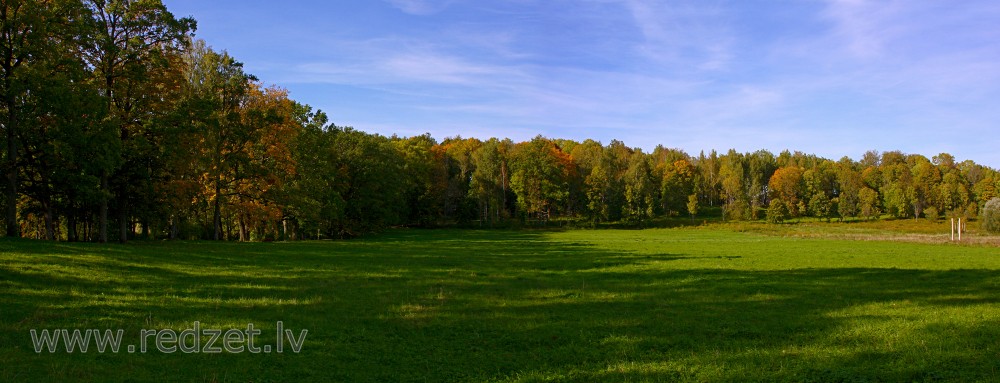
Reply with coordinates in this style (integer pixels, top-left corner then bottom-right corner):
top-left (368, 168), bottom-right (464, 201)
top-left (167, 0), bottom-right (1000, 166)
top-left (380, 53), bottom-right (524, 86)
top-left (385, 0), bottom-right (454, 15)
top-left (620, 0), bottom-right (734, 70)
top-left (822, 0), bottom-right (902, 58)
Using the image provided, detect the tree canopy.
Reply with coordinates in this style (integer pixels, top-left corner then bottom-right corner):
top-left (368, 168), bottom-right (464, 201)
top-left (3, 0), bottom-right (1000, 241)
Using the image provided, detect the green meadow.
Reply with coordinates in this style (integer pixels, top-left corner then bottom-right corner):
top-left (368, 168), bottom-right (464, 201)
top-left (2, 226), bottom-right (1000, 382)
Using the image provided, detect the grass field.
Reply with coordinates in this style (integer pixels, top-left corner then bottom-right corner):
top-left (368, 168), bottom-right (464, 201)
top-left (2, 225), bottom-right (1000, 382)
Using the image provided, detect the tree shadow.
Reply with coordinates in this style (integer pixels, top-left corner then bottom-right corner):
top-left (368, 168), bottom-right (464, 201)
top-left (2, 231), bottom-right (1000, 382)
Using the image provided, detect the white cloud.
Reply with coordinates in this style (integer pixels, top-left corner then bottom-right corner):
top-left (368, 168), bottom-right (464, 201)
top-left (385, 0), bottom-right (454, 15)
top-left (620, 0), bottom-right (733, 71)
top-left (823, 0), bottom-right (900, 58)
top-left (380, 53), bottom-right (523, 86)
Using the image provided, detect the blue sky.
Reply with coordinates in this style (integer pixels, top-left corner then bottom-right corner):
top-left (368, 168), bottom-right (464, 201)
top-left (162, 0), bottom-right (1000, 167)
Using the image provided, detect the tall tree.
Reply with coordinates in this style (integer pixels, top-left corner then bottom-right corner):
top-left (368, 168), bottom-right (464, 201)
top-left (229, 85), bottom-right (300, 241)
top-left (510, 136), bottom-right (573, 222)
top-left (835, 157), bottom-right (862, 220)
top-left (585, 140), bottom-right (629, 222)
top-left (395, 133), bottom-right (443, 226)
top-left (0, 0), bottom-right (66, 236)
top-left (439, 137), bottom-right (481, 223)
top-left (180, 42), bottom-right (253, 240)
top-left (719, 150), bottom-right (750, 220)
top-left (661, 159), bottom-right (696, 216)
top-left (623, 150), bottom-right (655, 223)
top-left (16, 11), bottom-right (106, 241)
top-left (858, 187), bottom-right (881, 220)
top-left (909, 155), bottom-right (940, 219)
top-left (470, 138), bottom-right (513, 225)
top-left (746, 150), bottom-right (777, 219)
top-left (285, 105), bottom-right (339, 238)
top-left (81, 0), bottom-right (194, 242)
top-left (769, 166), bottom-right (805, 218)
top-left (569, 139), bottom-right (603, 221)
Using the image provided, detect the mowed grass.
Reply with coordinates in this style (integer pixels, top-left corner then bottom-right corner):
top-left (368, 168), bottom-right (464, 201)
top-left (2, 227), bottom-right (1000, 382)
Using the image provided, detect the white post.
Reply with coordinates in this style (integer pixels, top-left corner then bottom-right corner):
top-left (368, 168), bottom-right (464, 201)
top-left (959, 218), bottom-right (962, 241)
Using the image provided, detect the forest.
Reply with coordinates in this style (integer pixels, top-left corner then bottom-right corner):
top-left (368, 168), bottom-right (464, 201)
top-left (3, 0), bottom-right (999, 242)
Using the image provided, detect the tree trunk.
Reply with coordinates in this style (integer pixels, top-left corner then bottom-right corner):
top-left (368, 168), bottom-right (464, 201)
top-left (43, 199), bottom-right (54, 241)
top-left (100, 77), bottom-right (114, 243)
top-left (213, 180), bottom-right (222, 240)
top-left (5, 93), bottom-right (18, 237)
top-left (99, 171), bottom-right (109, 243)
top-left (67, 208), bottom-right (78, 242)
top-left (169, 215), bottom-right (177, 240)
top-left (118, 197), bottom-right (128, 243)
top-left (238, 216), bottom-right (246, 242)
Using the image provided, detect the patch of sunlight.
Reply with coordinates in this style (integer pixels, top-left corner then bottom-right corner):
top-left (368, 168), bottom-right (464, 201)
top-left (596, 360), bottom-right (696, 377)
top-left (355, 271), bottom-right (405, 280)
top-left (599, 334), bottom-right (643, 346)
top-left (743, 293), bottom-right (785, 302)
top-left (395, 303), bottom-right (435, 319)
top-left (225, 295), bottom-right (324, 307)
top-left (584, 291), bottom-right (636, 301)
top-left (5, 262), bottom-right (150, 284)
top-left (825, 300), bottom-right (922, 318)
top-left (51, 293), bottom-right (324, 310)
top-left (214, 283), bottom-right (294, 292)
top-left (525, 288), bottom-right (584, 301)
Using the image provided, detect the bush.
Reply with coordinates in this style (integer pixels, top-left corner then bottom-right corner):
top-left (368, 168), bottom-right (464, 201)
top-left (767, 200), bottom-right (789, 224)
top-left (923, 206), bottom-right (939, 222)
top-left (982, 198), bottom-right (1000, 234)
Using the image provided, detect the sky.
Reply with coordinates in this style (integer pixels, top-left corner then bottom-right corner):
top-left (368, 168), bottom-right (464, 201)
top-left (161, 0), bottom-right (1000, 167)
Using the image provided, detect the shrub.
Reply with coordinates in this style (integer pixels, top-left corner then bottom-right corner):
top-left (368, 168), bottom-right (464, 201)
top-left (923, 206), bottom-right (939, 222)
top-left (982, 198), bottom-right (1000, 234)
top-left (767, 200), bottom-right (789, 224)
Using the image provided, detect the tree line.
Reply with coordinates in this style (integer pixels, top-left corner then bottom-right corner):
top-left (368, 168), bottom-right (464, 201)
top-left (3, 0), bottom-right (999, 242)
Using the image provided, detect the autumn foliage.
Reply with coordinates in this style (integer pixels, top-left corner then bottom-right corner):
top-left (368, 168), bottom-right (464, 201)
top-left (4, 1), bottom-right (1000, 241)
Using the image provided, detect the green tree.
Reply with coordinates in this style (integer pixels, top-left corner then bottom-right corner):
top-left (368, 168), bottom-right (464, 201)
top-left (81, 0), bottom-right (195, 242)
top-left (858, 187), bottom-right (881, 221)
top-left (510, 136), bottom-right (573, 223)
top-left (878, 153), bottom-right (913, 219)
top-left (766, 199), bottom-right (788, 223)
top-left (719, 150), bottom-right (748, 220)
top-left (332, 128), bottom-right (407, 235)
top-left (469, 138), bottom-right (512, 225)
top-left (623, 151), bottom-right (655, 224)
top-left (585, 140), bottom-right (629, 222)
top-left (981, 198), bottom-right (1000, 233)
top-left (882, 183), bottom-right (911, 219)
top-left (0, 0), bottom-right (72, 236)
top-left (395, 134), bottom-right (443, 226)
top-left (180, 42), bottom-right (255, 240)
top-left (923, 206), bottom-right (939, 222)
top-left (695, 150), bottom-right (721, 207)
top-left (661, 159), bottom-right (696, 216)
top-left (809, 192), bottom-right (833, 222)
top-left (569, 139), bottom-right (603, 221)
top-left (909, 156), bottom-right (940, 220)
top-left (17, 32), bottom-right (107, 240)
top-left (835, 157), bottom-right (862, 220)
top-left (686, 194), bottom-right (699, 221)
top-left (746, 150), bottom-right (777, 219)
top-left (438, 137), bottom-right (481, 223)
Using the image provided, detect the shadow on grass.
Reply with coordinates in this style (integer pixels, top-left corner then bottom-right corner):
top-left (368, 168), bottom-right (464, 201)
top-left (1, 230), bottom-right (999, 382)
